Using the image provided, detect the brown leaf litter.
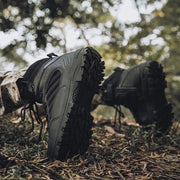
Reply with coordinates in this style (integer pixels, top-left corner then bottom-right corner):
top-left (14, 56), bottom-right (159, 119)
top-left (0, 114), bottom-right (180, 179)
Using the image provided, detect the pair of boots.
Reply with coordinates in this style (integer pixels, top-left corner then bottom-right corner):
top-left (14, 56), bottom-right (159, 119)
top-left (17, 47), bottom-right (173, 160)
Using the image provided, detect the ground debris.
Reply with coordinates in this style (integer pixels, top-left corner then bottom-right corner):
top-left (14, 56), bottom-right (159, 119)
top-left (0, 115), bottom-right (180, 179)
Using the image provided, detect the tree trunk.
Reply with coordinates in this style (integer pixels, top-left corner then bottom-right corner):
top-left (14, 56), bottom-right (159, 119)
top-left (0, 70), bottom-right (26, 116)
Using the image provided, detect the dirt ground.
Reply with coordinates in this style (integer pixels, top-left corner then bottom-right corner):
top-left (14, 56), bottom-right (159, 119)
top-left (0, 114), bottom-right (180, 180)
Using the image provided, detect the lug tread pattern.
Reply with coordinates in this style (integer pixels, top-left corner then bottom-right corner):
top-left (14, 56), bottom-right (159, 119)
top-left (138, 61), bottom-right (173, 133)
top-left (57, 47), bottom-right (104, 160)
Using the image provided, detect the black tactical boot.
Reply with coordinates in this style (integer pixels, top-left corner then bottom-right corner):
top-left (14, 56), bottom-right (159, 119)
top-left (18, 47), bottom-right (105, 160)
top-left (102, 61), bottom-right (173, 134)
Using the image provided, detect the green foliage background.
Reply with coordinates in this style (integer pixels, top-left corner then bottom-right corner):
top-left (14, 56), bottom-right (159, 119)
top-left (0, 0), bottom-right (179, 120)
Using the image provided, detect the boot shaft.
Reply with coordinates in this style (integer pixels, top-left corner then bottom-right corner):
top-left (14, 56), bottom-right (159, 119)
top-left (102, 63), bottom-right (147, 107)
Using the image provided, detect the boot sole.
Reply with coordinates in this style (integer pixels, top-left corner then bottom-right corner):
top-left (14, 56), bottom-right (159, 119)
top-left (140, 61), bottom-right (173, 133)
top-left (46, 47), bottom-right (104, 160)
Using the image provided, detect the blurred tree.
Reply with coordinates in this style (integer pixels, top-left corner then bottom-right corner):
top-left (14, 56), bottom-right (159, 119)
top-left (0, 0), bottom-right (120, 69)
top-left (0, 0), bottom-right (179, 119)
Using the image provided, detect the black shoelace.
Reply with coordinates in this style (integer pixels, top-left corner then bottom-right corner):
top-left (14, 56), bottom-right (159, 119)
top-left (20, 102), bottom-right (43, 142)
top-left (113, 105), bottom-right (124, 131)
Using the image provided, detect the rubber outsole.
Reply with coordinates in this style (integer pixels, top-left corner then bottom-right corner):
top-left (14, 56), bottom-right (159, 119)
top-left (56, 47), bottom-right (105, 160)
top-left (134, 61), bottom-right (173, 134)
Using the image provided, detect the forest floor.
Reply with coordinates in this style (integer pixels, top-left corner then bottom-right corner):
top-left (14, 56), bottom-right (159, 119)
top-left (0, 113), bottom-right (180, 180)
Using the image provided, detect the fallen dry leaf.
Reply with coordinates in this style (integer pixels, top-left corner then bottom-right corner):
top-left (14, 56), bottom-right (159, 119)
top-left (105, 125), bottom-right (125, 137)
